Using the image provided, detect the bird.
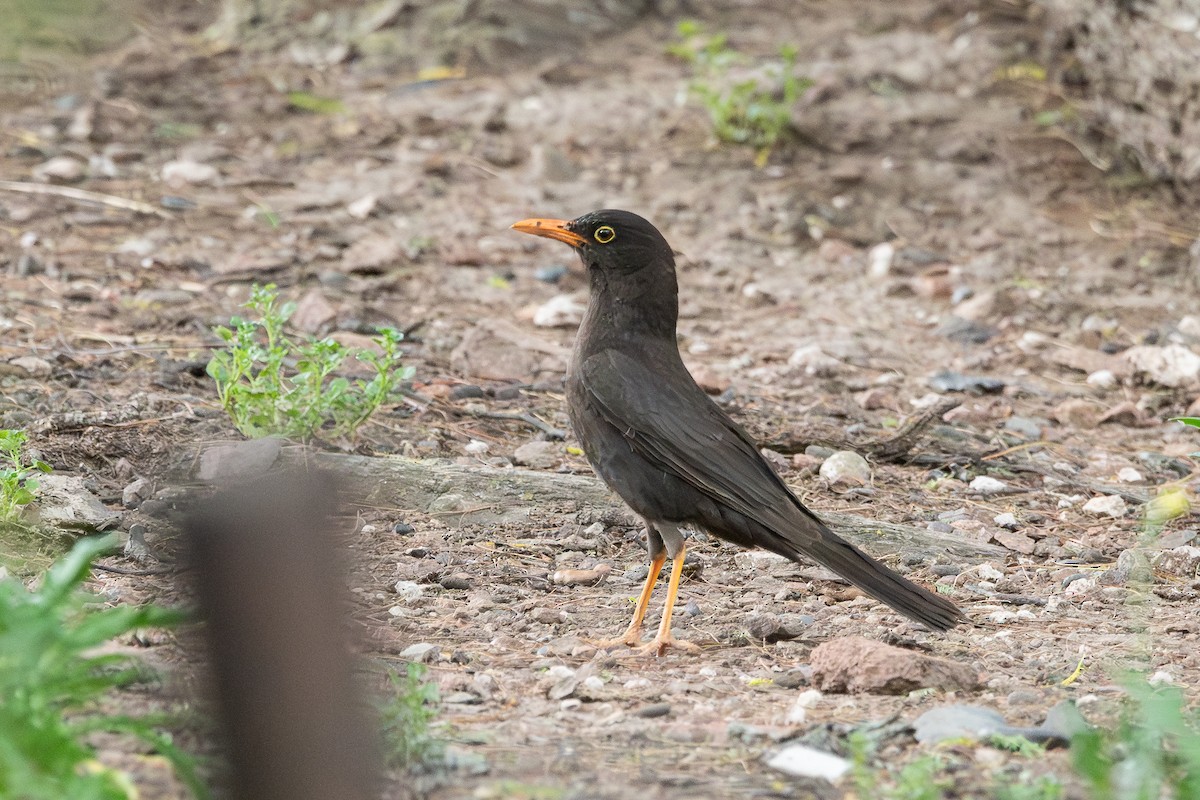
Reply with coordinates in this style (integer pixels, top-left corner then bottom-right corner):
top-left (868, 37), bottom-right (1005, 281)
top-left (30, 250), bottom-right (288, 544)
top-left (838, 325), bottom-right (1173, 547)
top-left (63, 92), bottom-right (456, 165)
top-left (511, 210), bottom-right (964, 655)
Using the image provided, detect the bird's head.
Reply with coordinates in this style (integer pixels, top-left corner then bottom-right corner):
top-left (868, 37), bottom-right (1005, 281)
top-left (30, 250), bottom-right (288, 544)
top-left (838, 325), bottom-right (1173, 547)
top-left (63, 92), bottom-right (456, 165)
top-left (511, 209), bottom-right (674, 279)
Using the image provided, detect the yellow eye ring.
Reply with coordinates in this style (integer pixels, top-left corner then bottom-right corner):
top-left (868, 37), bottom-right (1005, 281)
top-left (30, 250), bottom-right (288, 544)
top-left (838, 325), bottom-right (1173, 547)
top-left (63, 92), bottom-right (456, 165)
top-left (594, 225), bottom-right (616, 244)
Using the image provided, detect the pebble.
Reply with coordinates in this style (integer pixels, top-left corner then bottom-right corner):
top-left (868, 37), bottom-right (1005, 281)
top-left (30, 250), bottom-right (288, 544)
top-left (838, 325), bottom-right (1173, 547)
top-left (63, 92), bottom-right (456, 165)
top-left (513, 440), bottom-right (559, 469)
top-left (451, 384), bottom-right (486, 400)
top-left (394, 580), bottom-right (424, 601)
top-left (440, 573), bottom-right (473, 590)
top-left (635, 703), bottom-right (671, 718)
top-left (393, 521), bottom-right (415, 534)
top-left (33, 155), bottom-right (85, 183)
top-left (1116, 467), bottom-right (1143, 483)
top-left (969, 476), bottom-right (1008, 494)
top-left (787, 344), bottom-right (845, 377)
top-left (818, 451), bottom-right (871, 486)
top-left (399, 642), bottom-right (439, 662)
top-left (1004, 416), bottom-right (1046, 439)
top-left (464, 439), bottom-right (489, 455)
top-left (765, 744), bottom-right (850, 782)
top-left (1125, 344), bottom-right (1200, 388)
top-left (162, 159), bottom-right (219, 186)
top-left (1082, 495), bottom-right (1127, 518)
top-left (1086, 369), bottom-right (1118, 389)
top-left (534, 264), bottom-right (568, 283)
top-left (784, 689), bottom-right (823, 725)
top-left (993, 512), bottom-right (1019, 529)
top-left (1006, 689), bottom-right (1043, 706)
top-left (532, 294), bottom-right (586, 328)
top-left (122, 477), bottom-right (152, 509)
top-left (994, 529), bottom-right (1036, 554)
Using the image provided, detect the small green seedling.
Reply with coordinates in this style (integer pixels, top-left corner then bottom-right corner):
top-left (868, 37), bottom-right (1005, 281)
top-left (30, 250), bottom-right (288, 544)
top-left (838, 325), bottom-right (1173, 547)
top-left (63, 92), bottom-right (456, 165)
top-left (0, 429), bottom-right (51, 527)
top-left (670, 20), bottom-right (811, 163)
top-left (379, 662), bottom-right (442, 770)
top-left (206, 284), bottom-right (413, 441)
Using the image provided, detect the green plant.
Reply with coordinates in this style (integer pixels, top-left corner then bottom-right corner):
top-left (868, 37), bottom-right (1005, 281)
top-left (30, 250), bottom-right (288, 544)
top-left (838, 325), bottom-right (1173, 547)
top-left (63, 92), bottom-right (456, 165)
top-left (206, 284), bottom-right (413, 441)
top-left (0, 534), bottom-right (205, 799)
top-left (995, 775), bottom-right (1063, 800)
top-left (849, 731), bottom-right (950, 800)
top-left (378, 662), bottom-right (441, 770)
top-left (669, 20), bottom-right (811, 162)
top-left (1071, 677), bottom-right (1200, 800)
top-left (0, 429), bottom-right (51, 527)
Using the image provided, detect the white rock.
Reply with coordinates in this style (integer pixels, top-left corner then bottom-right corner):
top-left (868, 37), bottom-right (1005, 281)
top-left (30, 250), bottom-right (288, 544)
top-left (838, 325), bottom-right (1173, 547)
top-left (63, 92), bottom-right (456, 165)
top-left (969, 476), bottom-right (1007, 494)
top-left (1117, 467), bottom-right (1143, 483)
top-left (1179, 315), bottom-right (1200, 340)
top-left (513, 440), bottom-right (559, 469)
top-left (977, 564), bottom-right (1004, 582)
top-left (393, 580), bottom-right (424, 601)
top-left (582, 676), bottom-right (605, 692)
top-left (868, 241), bottom-right (895, 277)
top-left (464, 439), bottom-right (490, 455)
top-left (1064, 577), bottom-right (1098, 596)
top-left (784, 689), bottom-right (823, 725)
top-left (9, 355), bottom-right (52, 376)
top-left (787, 344), bottom-right (845, 377)
top-left (993, 512), bottom-right (1019, 529)
top-left (818, 451), bottom-right (871, 486)
top-left (766, 744), bottom-right (850, 782)
top-left (1125, 344), bottom-right (1200, 388)
top-left (346, 194), bottom-right (377, 219)
top-left (1086, 369), bottom-right (1118, 389)
top-left (162, 159), bottom-right (219, 186)
top-left (33, 156), bottom-right (85, 183)
top-left (532, 294), bottom-right (586, 328)
top-left (1148, 670), bottom-right (1175, 686)
top-left (1082, 495), bottom-right (1127, 518)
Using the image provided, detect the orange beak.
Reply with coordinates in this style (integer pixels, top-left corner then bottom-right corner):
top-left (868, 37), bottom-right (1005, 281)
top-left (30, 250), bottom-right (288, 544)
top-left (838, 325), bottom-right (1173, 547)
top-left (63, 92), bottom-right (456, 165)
top-left (511, 217), bottom-right (586, 248)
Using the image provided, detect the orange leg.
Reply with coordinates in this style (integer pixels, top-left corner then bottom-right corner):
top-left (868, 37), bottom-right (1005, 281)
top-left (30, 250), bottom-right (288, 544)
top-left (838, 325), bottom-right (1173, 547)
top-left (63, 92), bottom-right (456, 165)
top-left (591, 551), bottom-right (666, 648)
top-left (632, 546), bottom-right (701, 657)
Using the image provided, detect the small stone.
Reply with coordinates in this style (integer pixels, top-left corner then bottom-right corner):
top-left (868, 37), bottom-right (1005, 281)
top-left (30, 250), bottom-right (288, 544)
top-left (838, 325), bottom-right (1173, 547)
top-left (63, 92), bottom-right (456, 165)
top-left (197, 437), bottom-right (283, 482)
top-left (552, 564), bottom-right (611, 585)
top-left (993, 512), bottom-right (1019, 529)
top-left (122, 477), bottom-right (152, 509)
top-left (1003, 416), bottom-right (1045, 439)
top-left (1052, 398), bottom-right (1099, 427)
top-left (1082, 495), bottom-right (1127, 518)
top-left (1006, 689), bottom-right (1043, 706)
top-left (9, 356), bottom-right (53, 376)
top-left (766, 744), bottom-right (850, 782)
top-left (33, 156), bottom-right (85, 183)
top-left (1086, 369), bottom-right (1118, 389)
top-left (464, 439), bottom-right (489, 455)
top-left (1117, 467), bottom-right (1143, 483)
top-left (533, 608), bottom-right (566, 624)
top-left (393, 522), bottom-right (415, 534)
top-left (993, 529), bottom-right (1036, 555)
top-left (819, 451), bottom-right (871, 486)
top-left (399, 643), bottom-right (439, 662)
top-left (635, 703), bottom-right (671, 718)
top-left (1125, 344), bottom-right (1200, 388)
top-left (440, 573), bottom-right (472, 590)
top-left (532, 294), bottom-right (586, 328)
top-left (34, 475), bottom-right (121, 532)
top-left (868, 241), bottom-right (894, 277)
top-left (775, 668), bottom-right (811, 689)
top-left (427, 493), bottom-right (465, 513)
top-left (514, 440), bottom-right (559, 469)
top-left (810, 636), bottom-right (980, 694)
top-left (162, 159), bottom-right (219, 186)
top-left (977, 563), bottom-right (1004, 581)
top-left (451, 384), bottom-right (486, 400)
top-left (788, 344), bottom-right (845, 377)
top-left (1152, 546), bottom-right (1200, 579)
top-left (394, 581), bottom-right (424, 601)
top-left (969, 476), bottom-right (1008, 494)
top-left (784, 689), bottom-right (823, 725)
top-left (689, 363), bottom-right (730, 395)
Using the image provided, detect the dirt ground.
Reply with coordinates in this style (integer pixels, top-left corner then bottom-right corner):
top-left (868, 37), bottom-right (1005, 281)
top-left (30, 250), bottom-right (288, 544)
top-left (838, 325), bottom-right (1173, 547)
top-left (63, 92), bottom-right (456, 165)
top-left (2, 1), bottom-right (1200, 798)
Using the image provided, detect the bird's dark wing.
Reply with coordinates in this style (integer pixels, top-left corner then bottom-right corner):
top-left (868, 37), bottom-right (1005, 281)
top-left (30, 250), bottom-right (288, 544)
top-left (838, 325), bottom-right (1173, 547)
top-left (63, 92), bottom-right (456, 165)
top-left (579, 349), bottom-right (812, 534)
top-left (579, 349), bottom-right (965, 631)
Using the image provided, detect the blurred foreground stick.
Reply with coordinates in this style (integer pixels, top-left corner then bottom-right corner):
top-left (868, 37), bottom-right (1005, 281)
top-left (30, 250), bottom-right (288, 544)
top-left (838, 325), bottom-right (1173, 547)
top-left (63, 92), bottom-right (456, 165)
top-left (186, 470), bottom-right (382, 800)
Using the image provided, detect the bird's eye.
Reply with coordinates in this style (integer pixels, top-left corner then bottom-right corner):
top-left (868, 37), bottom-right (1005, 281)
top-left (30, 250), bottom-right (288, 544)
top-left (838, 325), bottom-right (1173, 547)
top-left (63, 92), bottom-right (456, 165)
top-left (594, 225), bottom-right (616, 244)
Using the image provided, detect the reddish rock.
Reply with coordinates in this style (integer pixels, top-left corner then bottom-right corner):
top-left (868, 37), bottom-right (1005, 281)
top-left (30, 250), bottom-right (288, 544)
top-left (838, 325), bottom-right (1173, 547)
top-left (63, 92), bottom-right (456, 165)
top-left (810, 636), bottom-right (981, 695)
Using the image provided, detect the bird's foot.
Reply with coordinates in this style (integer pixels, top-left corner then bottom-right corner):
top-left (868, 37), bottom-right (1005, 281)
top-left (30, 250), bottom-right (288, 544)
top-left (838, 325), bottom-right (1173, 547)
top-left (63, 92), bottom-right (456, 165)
top-left (630, 635), bottom-right (701, 658)
top-left (587, 629), bottom-right (645, 650)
